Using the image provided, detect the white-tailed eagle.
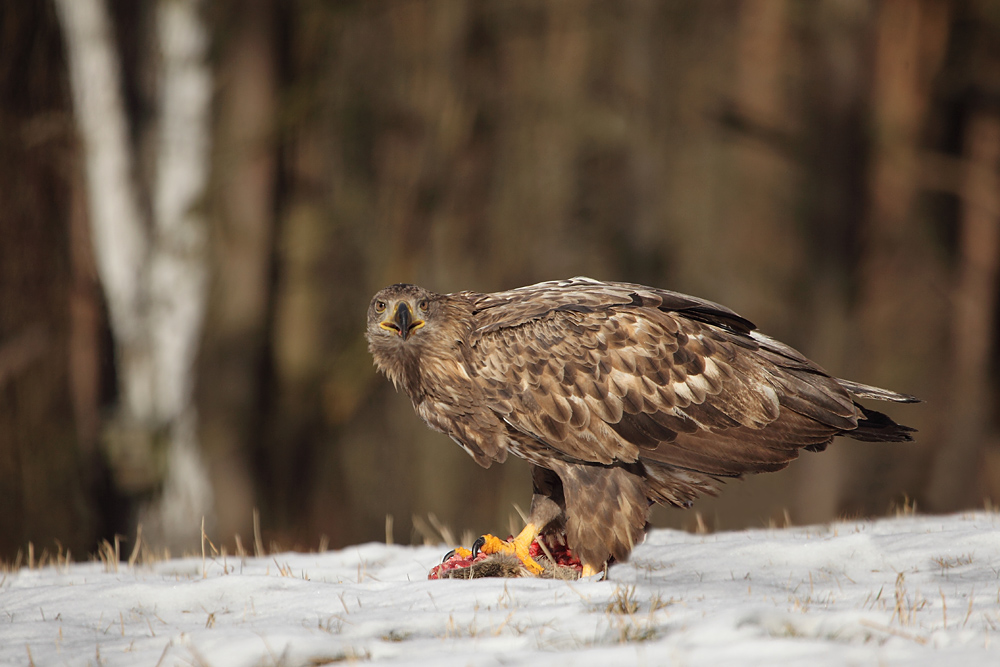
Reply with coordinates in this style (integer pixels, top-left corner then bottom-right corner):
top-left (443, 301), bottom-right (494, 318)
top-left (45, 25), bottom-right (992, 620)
top-left (366, 277), bottom-right (918, 576)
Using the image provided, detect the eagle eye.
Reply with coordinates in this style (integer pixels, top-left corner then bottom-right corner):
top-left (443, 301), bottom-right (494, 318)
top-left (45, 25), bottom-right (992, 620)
top-left (375, 300), bottom-right (386, 313)
top-left (418, 300), bottom-right (429, 313)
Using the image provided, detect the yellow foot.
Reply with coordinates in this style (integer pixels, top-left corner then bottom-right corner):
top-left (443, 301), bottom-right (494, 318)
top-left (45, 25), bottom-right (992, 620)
top-left (581, 564), bottom-right (599, 577)
top-left (471, 523), bottom-right (545, 576)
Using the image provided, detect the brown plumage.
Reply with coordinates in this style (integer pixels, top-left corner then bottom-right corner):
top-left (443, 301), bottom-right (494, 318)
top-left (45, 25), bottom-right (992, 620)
top-left (366, 277), bottom-right (918, 572)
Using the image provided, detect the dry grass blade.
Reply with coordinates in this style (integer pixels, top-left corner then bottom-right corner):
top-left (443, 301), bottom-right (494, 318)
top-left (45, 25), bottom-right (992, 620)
top-left (253, 508), bottom-right (264, 558)
top-left (127, 524), bottom-right (143, 568)
top-left (412, 514), bottom-right (455, 546)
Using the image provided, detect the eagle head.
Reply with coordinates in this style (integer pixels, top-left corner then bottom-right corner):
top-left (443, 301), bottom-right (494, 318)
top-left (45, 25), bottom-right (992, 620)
top-left (366, 283), bottom-right (444, 392)
top-left (366, 283), bottom-right (436, 342)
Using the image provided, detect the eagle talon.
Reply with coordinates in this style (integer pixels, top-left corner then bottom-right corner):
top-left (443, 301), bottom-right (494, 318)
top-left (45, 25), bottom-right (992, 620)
top-left (470, 536), bottom-right (486, 560)
top-left (441, 547), bottom-right (472, 564)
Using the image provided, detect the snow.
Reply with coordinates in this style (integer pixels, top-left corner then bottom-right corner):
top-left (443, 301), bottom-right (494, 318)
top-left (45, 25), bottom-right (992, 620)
top-left (2, 512), bottom-right (999, 666)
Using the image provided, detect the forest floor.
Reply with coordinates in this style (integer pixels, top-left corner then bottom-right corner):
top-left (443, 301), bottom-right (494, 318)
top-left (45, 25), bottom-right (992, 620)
top-left (2, 512), bottom-right (999, 666)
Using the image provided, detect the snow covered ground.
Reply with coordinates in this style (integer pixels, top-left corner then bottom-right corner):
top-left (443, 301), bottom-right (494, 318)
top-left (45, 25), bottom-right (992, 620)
top-left (2, 512), bottom-right (999, 666)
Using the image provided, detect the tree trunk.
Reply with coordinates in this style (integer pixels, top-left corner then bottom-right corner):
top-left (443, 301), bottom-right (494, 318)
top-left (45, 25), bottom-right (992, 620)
top-left (845, 0), bottom-right (950, 516)
top-left (55, 0), bottom-right (214, 553)
top-left (926, 111), bottom-right (1000, 509)
top-left (198, 0), bottom-right (278, 550)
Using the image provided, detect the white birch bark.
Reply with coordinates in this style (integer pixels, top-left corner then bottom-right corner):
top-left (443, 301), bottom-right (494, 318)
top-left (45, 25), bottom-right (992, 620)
top-left (52, 0), bottom-right (155, 421)
top-left (55, 0), bottom-right (214, 550)
top-left (151, 0), bottom-right (211, 424)
top-left (143, 0), bottom-right (214, 545)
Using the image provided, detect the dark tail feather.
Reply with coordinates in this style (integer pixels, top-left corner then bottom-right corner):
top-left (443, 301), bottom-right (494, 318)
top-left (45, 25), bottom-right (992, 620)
top-left (846, 404), bottom-right (916, 443)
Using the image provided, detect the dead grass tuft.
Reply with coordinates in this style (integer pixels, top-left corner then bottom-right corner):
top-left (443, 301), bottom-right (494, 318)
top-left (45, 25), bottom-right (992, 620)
top-left (606, 585), bottom-right (640, 615)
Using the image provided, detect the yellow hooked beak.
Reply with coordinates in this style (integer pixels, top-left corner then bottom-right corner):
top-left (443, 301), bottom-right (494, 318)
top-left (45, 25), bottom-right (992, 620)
top-left (379, 302), bottom-right (425, 341)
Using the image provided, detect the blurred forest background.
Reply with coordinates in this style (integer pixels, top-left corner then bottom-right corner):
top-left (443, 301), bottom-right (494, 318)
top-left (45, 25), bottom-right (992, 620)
top-left (2, 0), bottom-right (1000, 561)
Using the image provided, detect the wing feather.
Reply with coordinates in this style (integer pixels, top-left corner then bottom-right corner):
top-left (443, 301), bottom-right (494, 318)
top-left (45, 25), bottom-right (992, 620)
top-left (466, 278), bottom-right (860, 475)
top-left (469, 277), bottom-right (755, 336)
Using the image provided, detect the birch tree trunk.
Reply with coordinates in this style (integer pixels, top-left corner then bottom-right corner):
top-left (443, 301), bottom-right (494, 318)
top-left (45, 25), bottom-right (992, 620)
top-left (52, 0), bottom-right (151, 413)
top-left (55, 0), bottom-right (213, 552)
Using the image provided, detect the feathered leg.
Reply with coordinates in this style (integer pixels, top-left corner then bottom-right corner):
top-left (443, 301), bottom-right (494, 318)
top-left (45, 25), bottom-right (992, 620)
top-left (553, 461), bottom-right (650, 573)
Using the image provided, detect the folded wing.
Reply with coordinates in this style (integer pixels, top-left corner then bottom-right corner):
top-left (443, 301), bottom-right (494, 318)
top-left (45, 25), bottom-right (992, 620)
top-left (468, 278), bottom-right (897, 484)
